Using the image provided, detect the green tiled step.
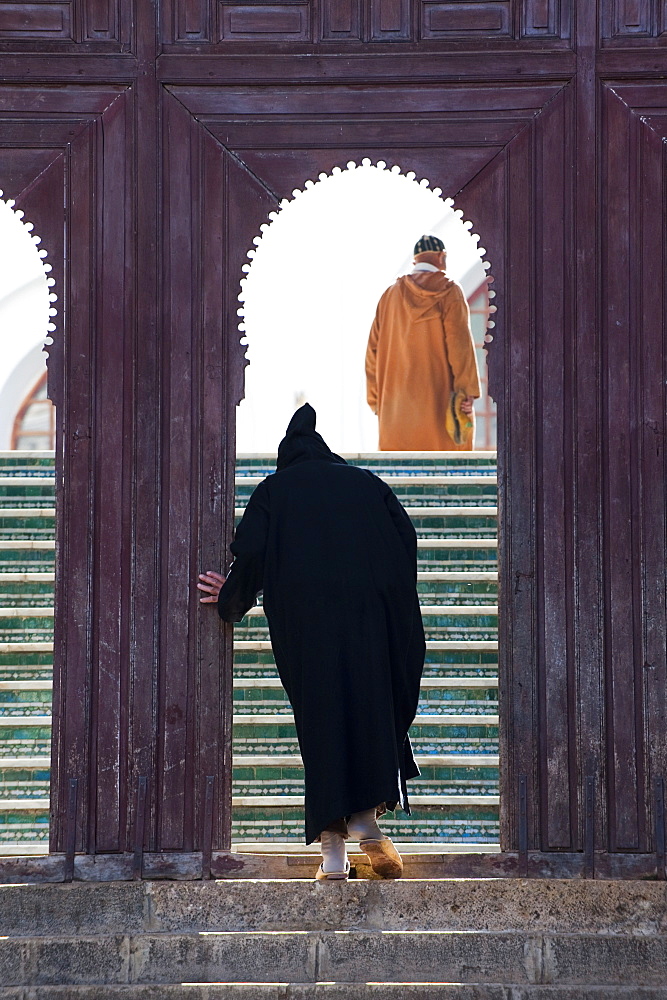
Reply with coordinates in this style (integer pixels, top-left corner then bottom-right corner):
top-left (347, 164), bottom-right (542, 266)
top-left (234, 688), bottom-right (497, 717)
top-left (0, 610), bottom-right (55, 644)
top-left (0, 716), bottom-right (51, 758)
top-left (0, 656), bottom-right (53, 682)
top-left (232, 714), bottom-right (499, 757)
top-left (231, 805), bottom-right (499, 843)
top-left (234, 650), bottom-right (498, 681)
top-left (233, 765), bottom-right (498, 800)
top-left (0, 812), bottom-right (49, 846)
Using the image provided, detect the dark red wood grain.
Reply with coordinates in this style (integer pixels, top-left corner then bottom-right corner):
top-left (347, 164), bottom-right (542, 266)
top-left (0, 0), bottom-right (665, 869)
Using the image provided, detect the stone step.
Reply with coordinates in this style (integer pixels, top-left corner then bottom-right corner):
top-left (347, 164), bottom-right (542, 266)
top-left (0, 508), bottom-right (55, 517)
top-left (2, 877), bottom-right (661, 937)
top-left (0, 938), bottom-right (661, 991)
top-left (0, 797), bottom-right (49, 810)
top-left (0, 541), bottom-right (55, 550)
top-left (234, 640), bottom-right (497, 651)
top-left (234, 505), bottom-right (497, 518)
top-left (0, 606), bottom-right (498, 620)
top-left (0, 642), bottom-right (53, 653)
top-left (0, 573), bottom-right (55, 582)
top-left (0, 477), bottom-right (55, 486)
top-left (0, 755), bottom-right (50, 766)
top-left (233, 794), bottom-right (499, 806)
top-left (0, 608), bottom-right (54, 617)
top-left (3, 988), bottom-right (665, 999)
top-left (236, 475), bottom-right (496, 487)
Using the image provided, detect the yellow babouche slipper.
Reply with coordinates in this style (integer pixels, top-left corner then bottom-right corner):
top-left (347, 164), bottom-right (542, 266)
top-left (359, 837), bottom-right (403, 878)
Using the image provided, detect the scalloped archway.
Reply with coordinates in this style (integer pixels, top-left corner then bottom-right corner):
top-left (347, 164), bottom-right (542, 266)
top-left (236, 160), bottom-right (496, 453)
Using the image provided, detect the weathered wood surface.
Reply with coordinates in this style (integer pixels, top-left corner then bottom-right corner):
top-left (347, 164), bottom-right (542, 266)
top-left (1, 0), bottom-right (666, 872)
top-left (0, 850), bottom-right (664, 884)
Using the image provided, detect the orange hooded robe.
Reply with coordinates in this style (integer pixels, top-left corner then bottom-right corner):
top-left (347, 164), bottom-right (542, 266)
top-left (365, 273), bottom-right (481, 451)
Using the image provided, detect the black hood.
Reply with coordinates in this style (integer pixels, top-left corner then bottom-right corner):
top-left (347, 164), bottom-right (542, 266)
top-left (276, 404), bottom-right (347, 471)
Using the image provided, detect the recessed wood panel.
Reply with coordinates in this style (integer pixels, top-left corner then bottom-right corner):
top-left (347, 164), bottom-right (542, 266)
top-left (82, 0), bottom-right (118, 39)
top-left (601, 0), bottom-right (654, 37)
top-left (218, 2), bottom-right (310, 38)
top-left (175, 0), bottom-right (210, 38)
top-left (370, 0), bottom-right (412, 39)
top-left (321, 0), bottom-right (362, 39)
top-left (521, 0), bottom-right (569, 38)
top-left (421, 2), bottom-right (510, 37)
top-left (0, 2), bottom-right (70, 36)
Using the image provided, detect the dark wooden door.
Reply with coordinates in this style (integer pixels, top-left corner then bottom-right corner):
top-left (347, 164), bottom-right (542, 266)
top-left (2, 0), bottom-right (666, 874)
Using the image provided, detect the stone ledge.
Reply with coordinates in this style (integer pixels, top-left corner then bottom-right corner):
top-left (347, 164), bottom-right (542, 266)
top-left (2, 878), bottom-right (667, 936)
top-left (3, 931), bottom-right (667, 988)
top-left (1, 985), bottom-right (667, 999)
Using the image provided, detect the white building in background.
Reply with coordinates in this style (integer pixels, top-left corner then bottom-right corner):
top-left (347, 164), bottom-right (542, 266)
top-left (0, 164), bottom-right (496, 454)
top-left (0, 196), bottom-right (54, 450)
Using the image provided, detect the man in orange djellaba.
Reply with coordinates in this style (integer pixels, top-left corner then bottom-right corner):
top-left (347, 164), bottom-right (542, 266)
top-left (366, 234), bottom-right (481, 451)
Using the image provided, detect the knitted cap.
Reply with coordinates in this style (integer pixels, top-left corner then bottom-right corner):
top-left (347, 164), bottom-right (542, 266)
top-left (413, 234), bottom-right (445, 255)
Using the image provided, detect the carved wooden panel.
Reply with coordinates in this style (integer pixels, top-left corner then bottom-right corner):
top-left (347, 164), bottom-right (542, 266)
top-left (0, 2), bottom-right (72, 37)
top-left (0, 0), bottom-right (128, 44)
top-left (520, 0), bottom-right (570, 38)
top-left (218, 1), bottom-right (310, 39)
top-left (321, 0), bottom-right (362, 39)
top-left (600, 0), bottom-right (665, 40)
top-left (161, 0), bottom-right (574, 44)
top-left (421, 1), bottom-right (511, 38)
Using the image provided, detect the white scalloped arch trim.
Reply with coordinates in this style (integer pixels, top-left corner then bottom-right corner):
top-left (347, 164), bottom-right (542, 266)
top-left (236, 159), bottom-right (497, 451)
top-left (0, 189), bottom-right (58, 348)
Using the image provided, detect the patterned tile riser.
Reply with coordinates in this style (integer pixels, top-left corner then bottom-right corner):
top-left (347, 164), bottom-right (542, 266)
top-left (233, 740), bottom-right (498, 756)
top-left (0, 821), bottom-right (49, 843)
top-left (234, 627), bottom-right (497, 644)
top-left (0, 769), bottom-right (50, 798)
top-left (0, 655), bottom-right (53, 683)
top-left (233, 690), bottom-right (498, 715)
top-left (0, 736), bottom-right (51, 757)
top-left (236, 486), bottom-right (497, 506)
top-left (231, 806), bottom-right (499, 843)
top-left (234, 651), bottom-right (498, 680)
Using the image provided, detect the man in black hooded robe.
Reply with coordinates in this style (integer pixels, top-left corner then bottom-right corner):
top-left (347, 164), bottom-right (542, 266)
top-left (198, 404), bottom-right (425, 879)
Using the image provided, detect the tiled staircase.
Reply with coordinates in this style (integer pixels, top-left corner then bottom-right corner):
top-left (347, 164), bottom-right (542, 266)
top-left (0, 450), bottom-right (499, 854)
top-left (0, 450), bottom-right (54, 855)
top-left (231, 452), bottom-right (499, 849)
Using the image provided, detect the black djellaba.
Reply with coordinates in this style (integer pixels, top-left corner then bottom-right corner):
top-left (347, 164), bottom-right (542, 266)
top-left (218, 404), bottom-right (426, 844)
